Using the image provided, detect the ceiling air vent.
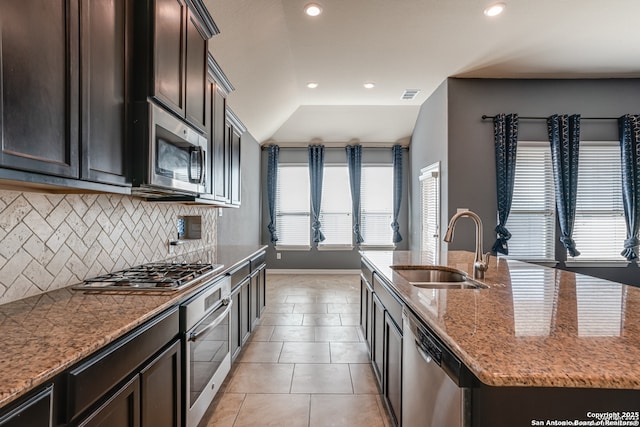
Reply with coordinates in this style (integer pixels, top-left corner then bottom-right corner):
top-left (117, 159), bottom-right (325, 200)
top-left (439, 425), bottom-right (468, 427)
top-left (401, 89), bottom-right (420, 100)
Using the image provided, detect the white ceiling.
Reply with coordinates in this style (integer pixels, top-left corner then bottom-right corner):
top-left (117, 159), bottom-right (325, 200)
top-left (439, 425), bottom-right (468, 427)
top-left (204, 0), bottom-right (640, 145)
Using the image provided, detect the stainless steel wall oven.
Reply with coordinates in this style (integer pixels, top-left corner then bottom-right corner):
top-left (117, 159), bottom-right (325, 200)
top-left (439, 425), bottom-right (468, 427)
top-left (180, 275), bottom-right (232, 427)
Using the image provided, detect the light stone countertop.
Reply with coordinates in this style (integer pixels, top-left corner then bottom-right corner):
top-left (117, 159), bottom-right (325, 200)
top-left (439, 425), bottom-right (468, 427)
top-left (361, 250), bottom-right (640, 390)
top-left (0, 244), bottom-right (266, 409)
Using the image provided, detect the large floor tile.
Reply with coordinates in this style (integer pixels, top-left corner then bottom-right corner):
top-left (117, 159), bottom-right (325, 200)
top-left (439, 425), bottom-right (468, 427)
top-left (270, 325), bottom-right (316, 342)
top-left (330, 342), bottom-right (370, 363)
top-left (259, 313), bottom-right (304, 326)
top-left (327, 303), bottom-right (360, 314)
top-left (237, 341), bottom-right (283, 363)
top-left (226, 363), bottom-right (294, 394)
top-left (197, 392), bottom-right (245, 427)
top-left (286, 295), bottom-right (317, 304)
top-left (291, 364), bottom-right (353, 394)
top-left (310, 394), bottom-right (386, 427)
top-left (316, 295), bottom-right (348, 304)
top-left (339, 314), bottom-right (360, 326)
top-left (315, 326), bottom-right (361, 342)
top-left (233, 394), bottom-right (310, 427)
top-left (293, 303), bottom-right (328, 314)
top-left (349, 364), bottom-right (380, 394)
top-left (247, 325), bottom-right (274, 341)
top-left (264, 303), bottom-right (295, 314)
top-left (279, 342), bottom-right (331, 363)
top-left (302, 313), bottom-right (342, 326)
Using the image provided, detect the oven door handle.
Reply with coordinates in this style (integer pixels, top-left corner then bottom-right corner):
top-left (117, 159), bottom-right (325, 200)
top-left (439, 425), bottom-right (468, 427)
top-left (188, 298), bottom-right (233, 342)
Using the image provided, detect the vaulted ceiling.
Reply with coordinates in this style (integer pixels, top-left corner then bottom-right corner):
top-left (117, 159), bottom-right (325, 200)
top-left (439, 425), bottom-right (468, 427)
top-left (204, 0), bottom-right (640, 145)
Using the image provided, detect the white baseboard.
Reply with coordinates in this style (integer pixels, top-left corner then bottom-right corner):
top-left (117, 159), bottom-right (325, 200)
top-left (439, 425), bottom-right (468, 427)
top-left (267, 269), bottom-right (360, 275)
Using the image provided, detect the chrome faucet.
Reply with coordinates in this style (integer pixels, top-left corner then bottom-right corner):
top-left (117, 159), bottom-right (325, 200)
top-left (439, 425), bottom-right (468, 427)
top-left (443, 210), bottom-right (491, 279)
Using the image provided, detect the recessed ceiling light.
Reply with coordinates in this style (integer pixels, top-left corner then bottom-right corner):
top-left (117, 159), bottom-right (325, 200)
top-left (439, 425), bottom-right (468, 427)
top-left (363, 82), bottom-right (375, 89)
top-left (304, 3), bottom-right (322, 17)
top-left (307, 82), bottom-right (318, 89)
top-left (484, 2), bottom-right (506, 17)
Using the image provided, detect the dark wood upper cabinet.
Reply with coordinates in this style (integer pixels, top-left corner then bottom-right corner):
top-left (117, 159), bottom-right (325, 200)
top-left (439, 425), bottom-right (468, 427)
top-left (0, 0), bottom-right (79, 178)
top-left (80, 0), bottom-right (132, 186)
top-left (228, 115), bottom-right (242, 206)
top-left (141, 0), bottom-right (216, 132)
top-left (211, 85), bottom-right (229, 203)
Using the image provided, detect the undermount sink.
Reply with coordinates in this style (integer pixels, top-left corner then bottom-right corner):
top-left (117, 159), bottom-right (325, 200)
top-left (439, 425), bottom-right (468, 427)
top-left (390, 265), bottom-right (488, 289)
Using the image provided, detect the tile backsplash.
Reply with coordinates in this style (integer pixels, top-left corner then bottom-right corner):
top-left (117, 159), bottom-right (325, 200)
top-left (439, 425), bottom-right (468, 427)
top-left (0, 190), bottom-right (217, 305)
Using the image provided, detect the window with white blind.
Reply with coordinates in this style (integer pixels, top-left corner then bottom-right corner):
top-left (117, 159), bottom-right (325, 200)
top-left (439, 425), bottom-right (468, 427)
top-left (318, 165), bottom-right (353, 248)
top-left (361, 165), bottom-right (394, 247)
top-left (275, 165), bottom-right (310, 249)
top-left (569, 142), bottom-right (626, 263)
top-left (506, 142), bottom-right (556, 262)
top-left (420, 163), bottom-right (440, 264)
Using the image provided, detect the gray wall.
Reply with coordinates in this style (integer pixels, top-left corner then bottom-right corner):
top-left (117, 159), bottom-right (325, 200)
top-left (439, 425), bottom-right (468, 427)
top-left (261, 146), bottom-right (410, 270)
top-left (412, 77), bottom-right (640, 285)
top-left (217, 132), bottom-right (262, 246)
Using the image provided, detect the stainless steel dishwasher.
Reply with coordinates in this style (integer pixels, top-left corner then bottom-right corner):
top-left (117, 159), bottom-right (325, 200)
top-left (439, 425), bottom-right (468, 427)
top-left (402, 308), bottom-right (474, 427)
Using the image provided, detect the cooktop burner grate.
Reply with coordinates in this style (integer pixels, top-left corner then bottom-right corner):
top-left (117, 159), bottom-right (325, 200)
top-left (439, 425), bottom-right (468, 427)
top-left (73, 262), bottom-right (223, 292)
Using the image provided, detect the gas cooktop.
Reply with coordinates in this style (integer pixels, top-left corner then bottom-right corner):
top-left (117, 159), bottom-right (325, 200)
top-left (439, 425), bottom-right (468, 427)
top-left (72, 262), bottom-right (224, 292)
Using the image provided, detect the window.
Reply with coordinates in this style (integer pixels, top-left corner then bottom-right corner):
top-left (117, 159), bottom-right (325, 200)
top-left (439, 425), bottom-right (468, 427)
top-left (569, 142), bottom-right (626, 262)
top-left (275, 165), bottom-right (310, 249)
top-left (361, 165), bottom-right (394, 247)
top-left (319, 165), bottom-right (353, 248)
top-left (506, 142), bottom-right (556, 262)
top-left (420, 163), bottom-right (440, 264)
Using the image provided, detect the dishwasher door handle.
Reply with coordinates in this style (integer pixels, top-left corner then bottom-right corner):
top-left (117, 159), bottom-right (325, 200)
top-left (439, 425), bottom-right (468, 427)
top-left (415, 340), bottom-right (434, 364)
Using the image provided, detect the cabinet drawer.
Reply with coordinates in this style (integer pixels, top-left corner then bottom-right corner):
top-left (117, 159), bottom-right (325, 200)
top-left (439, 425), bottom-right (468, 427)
top-left (361, 259), bottom-right (374, 284)
top-left (66, 308), bottom-right (179, 422)
top-left (250, 252), bottom-right (266, 272)
top-left (373, 274), bottom-right (403, 329)
top-left (229, 262), bottom-right (250, 289)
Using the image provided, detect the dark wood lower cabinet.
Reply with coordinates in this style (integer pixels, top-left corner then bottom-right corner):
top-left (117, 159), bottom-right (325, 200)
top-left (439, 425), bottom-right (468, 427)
top-left (140, 340), bottom-right (181, 427)
top-left (230, 286), bottom-right (242, 362)
top-left (384, 312), bottom-right (402, 426)
top-left (78, 376), bottom-right (140, 427)
top-left (0, 385), bottom-right (52, 427)
top-left (372, 293), bottom-right (385, 385)
top-left (239, 278), bottom-right (251, 345)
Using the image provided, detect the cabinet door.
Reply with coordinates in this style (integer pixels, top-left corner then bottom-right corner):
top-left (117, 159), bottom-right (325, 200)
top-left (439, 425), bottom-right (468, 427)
top-left (0, 0), bottom-right (79, 178)
top-left (359, 276), bottom-right (369, 346)
top-left (184, 9), bottom-right (207, 131)
top-left (78, 376), bottom-right (140, 427)
top-left (371, 293), bottom-right (385, 386)
top-left (230, 287), bottom-right (241, 361)
top-left (240, 279), bottom-right (251, 345)
top-left (80, 0), bottom-right (131, 186)
top-left (229, 127), bottom-right (241, 205)
top-left (0, 385), bottom-right (52, 427)
top-left (385, 313), bottom-right (402, 426)
top-left (153, 0), bottom-right (186, 115)
top-left (257, 267), bottom-right (266, 317)
top-left (250, 273), bottom-right (259, 329)
top-left (211, 86), bottom-right (229, 203)
top-left (140, 340), bottom-right (181, 427)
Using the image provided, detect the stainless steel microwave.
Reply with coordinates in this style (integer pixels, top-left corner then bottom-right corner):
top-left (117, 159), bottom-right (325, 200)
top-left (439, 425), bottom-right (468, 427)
top-left (131, 102), bottom-right (207, 197)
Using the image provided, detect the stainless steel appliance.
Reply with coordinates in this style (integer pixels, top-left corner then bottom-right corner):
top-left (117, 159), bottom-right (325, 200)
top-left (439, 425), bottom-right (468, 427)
top-left (73, 262), bottom-right (223, 292)
top-left (181, 276), bottom-right (232, 427)
top-left (132, 102), bottom-right (208, 197)
top-left (402, 308), bottom-right (474, 427)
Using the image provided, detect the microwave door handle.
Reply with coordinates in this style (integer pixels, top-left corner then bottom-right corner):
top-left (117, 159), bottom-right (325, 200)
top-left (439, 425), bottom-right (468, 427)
top-left (199, 147), bottom-right (206, 185)
top-left (189, 147), bottom-right (205, 184)
top-left (188, 299), bottom-right (233, 342)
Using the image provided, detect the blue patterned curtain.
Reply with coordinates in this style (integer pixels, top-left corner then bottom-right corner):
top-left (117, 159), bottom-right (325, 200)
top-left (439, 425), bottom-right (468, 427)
top-left (308, 145), bottom-right (326, 243)
top-left (619, 114), bottom-right (640, 260)
top-left (346, 144), bottom-right (364, 244)
top-left (547, 114), bottom-right (581, 257)
top-left (492, 113), bottom-right (519, 255)
top-left (266, 144), bottom-right (279, 245)
top-left (391, 144), bottom-right (403, 243)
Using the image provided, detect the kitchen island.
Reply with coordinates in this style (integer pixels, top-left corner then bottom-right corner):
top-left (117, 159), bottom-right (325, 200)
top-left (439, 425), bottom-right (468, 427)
top-left (361, 250), bottom-right (640, 426)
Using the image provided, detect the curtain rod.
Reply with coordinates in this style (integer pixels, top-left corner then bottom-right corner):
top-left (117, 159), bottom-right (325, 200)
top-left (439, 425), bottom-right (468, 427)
top-left (481, 115), bottom-right (619, 121)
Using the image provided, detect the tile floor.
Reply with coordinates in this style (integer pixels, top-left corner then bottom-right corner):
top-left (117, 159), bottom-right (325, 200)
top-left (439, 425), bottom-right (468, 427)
top-left (198, 273), bottom-right (393, 427)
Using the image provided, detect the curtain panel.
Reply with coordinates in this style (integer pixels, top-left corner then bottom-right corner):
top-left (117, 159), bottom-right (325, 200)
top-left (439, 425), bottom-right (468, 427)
top-left (391, 144), bottom-right (403, 243)
top-left (345, 144), bottom-right (365, 244)
top-left (619, 114), bottom-right (640, 260)
top-left (308, 145), bottom-right (326, 243)
top-left (492, 113), bottom-right (519, 255)
top-left (266, 144), bottom-right (279, 245)
top-left (547, 114), bottom-right (581, 257)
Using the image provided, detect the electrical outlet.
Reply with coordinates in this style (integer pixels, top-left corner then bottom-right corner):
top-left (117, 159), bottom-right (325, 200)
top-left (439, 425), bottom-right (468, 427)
top-left (276, 253), bottom-right (281, 260)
